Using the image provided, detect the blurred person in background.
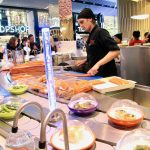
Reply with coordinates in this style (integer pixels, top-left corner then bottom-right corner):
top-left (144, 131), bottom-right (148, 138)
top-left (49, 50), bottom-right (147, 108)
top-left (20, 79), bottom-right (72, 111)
top-left (14, 33), bottom-right (21, 48)
top-left (6, 37), bottom-right (18, 58)
top-left (74, 8), bottom-right (120, 77)
top-left (0, 46), bottom-right (3, 59)
top-left (28, 34), bottom-right (40, 55)
top-left (147, 34), bottom-right (150, 43)
top-left (7, 37), bottom-right (18, 51)
top-left (19, 37), bottom-right (30, 55)
top-left (19, 37), bottom-right (30, 49)
top-left (50, 33), bottom-right (56, 52)
top-left (113, 33), bottom-right (122, 44)
top-left (143, 32), bottom-right (149, 43)
top-left (129, 31), bottom-right (143, 46)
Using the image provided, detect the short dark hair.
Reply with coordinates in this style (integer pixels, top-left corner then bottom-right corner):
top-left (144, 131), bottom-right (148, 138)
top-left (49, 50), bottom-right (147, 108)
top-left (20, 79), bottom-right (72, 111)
top-left (114, 33), bottom-right (122, 41)
top-left (133, 31), bottom-right (140, 39)
top-left (22, 37), bottom-right (28, 43)
top-left (78, 8), bottom-right (96, 20)
top-left (147, 34), bottom-right (150, 43)
top-left (144, 32), bottom-right (149, 37)
top-left (28, 34), bottom-right (33, 40)
top-left (8, 37), bottom-right (17, 48)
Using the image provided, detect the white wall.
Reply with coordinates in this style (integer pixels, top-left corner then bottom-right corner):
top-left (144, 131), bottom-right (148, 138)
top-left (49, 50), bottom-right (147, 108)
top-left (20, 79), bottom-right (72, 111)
top-left (26, 11), bottom-right (35, 38)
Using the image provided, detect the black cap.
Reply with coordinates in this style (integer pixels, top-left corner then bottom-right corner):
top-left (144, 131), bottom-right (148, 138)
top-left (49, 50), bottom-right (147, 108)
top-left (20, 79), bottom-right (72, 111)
top-left (114, 33), bottom-right (122, 41)
top-left (78, 8), bottom-right (96, 20)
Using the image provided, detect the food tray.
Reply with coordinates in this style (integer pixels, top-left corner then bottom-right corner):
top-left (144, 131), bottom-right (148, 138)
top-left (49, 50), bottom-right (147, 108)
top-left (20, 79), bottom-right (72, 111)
top-left (92, 76), bottom-right (136, 94)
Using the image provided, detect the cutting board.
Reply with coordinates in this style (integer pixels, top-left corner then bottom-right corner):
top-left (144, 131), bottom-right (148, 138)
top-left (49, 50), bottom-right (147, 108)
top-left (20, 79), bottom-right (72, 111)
top-left (92, 76), bottom-right (136, 94)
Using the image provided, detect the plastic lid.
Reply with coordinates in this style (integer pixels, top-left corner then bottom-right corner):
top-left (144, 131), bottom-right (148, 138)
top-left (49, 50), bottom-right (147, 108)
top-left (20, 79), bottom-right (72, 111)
top-left (51, 120), bottom-right (95, 150)
top-left (0, 95), bottom-right (4, 104)
top-left (70, 93), bottom-right (97, 103)
top-left (107, 100), bottom-right (144, 127)
top-left (116, 128), bottom-right (150, 150)
top-left (6, 130), bottom-right (34, 149)
top-left (4, 96), bottom-right (23, 106)
top-left (109, 99), bottom-right (141, 109)
top-left (0, 145), bottom-right (4, 150)
top-left (68, 93), bottom-right (98, 114)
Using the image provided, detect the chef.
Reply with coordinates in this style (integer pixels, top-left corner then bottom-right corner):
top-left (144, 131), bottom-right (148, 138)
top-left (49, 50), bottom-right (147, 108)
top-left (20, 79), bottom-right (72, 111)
top-left (75, 8), bottom-right (120, 77)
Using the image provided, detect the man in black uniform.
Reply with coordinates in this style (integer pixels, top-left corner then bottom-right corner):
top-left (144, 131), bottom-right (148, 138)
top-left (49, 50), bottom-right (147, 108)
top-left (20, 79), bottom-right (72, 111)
top-left (75, 8), bottom-right (120, 77)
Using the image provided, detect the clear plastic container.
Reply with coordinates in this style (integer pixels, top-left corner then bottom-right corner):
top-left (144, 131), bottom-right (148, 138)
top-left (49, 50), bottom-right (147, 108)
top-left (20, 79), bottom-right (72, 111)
top-left (68, 93), bottom-right (98, 115)
top-left (6, 130), bottom-right (35, 150)
top-left (107, 99), bottom-right (144, 127)
top-left (50, 120), bottom-right (95, 150)
top-left (4, 96), bottom-right (24, 105)
top-left (0, 95), bottom-right (4, 104)
top-left (116, 128), bottom-right (150, 150)
top-left (0, 145), bottom-right (4, 150)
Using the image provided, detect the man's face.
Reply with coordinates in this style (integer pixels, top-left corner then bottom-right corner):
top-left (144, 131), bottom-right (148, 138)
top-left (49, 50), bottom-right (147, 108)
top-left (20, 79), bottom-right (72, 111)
top-left (23, 40), bottom-right (30, 46)
top-left (114, 36), bottom-right (121, 44)
top-left (77, 18), bottom-right (92, 32)
top-left (30, 36), bottom-right (34, 43)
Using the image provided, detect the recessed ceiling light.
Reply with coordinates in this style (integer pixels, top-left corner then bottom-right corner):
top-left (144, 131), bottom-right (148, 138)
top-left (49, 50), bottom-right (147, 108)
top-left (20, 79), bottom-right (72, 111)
top-left (131, 14), bottom-right (149, 19)
top-left (131, 0), bottom-right (141, 2)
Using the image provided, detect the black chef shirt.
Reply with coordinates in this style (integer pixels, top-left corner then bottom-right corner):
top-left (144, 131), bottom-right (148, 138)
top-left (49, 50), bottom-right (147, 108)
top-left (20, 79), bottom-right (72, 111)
top-left (85, 25), bottom-right (120, 77)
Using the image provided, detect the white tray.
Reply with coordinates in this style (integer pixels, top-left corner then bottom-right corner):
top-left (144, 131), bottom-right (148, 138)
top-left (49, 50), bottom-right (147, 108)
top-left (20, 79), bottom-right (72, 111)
top-left (92, 77), bottom-right (136, 94)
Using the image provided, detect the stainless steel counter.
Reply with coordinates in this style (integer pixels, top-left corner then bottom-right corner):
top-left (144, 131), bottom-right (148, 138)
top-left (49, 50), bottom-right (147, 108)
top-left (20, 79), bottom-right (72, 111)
top-left (120, 46), bottom-right (150, 86)
top-left (0, 71), bottom-right (150, 149)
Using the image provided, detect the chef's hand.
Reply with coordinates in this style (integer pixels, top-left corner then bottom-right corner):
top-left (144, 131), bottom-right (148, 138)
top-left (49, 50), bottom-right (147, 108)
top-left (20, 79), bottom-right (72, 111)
top-left (87, 63), bottom-right (100, 76)
top-left (75, 59), bottom-right (86, 66)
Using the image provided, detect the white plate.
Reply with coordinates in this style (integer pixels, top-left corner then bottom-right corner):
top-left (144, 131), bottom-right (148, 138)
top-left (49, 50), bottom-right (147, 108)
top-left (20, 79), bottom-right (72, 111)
top-left (108, 107), bottom-right (143, 120)
top-left (51, 126), bottom-right (95, 150)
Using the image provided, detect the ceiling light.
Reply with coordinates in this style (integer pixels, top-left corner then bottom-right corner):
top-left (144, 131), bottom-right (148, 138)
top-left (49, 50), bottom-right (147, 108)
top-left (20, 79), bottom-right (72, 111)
top-left (131, 0), bottom-right (141, 2)
top-left (131, 14), bottom-right (149, 19)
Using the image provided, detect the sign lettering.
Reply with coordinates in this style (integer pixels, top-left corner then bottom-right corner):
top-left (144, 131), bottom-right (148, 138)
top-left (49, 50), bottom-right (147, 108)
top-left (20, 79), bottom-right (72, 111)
top-left (0, 25), bottom-right (29, 33)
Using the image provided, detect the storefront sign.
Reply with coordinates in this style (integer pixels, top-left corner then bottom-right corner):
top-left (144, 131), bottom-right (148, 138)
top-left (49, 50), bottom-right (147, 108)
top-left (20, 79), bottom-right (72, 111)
top-left (0, 25), bottom-right (29, 33)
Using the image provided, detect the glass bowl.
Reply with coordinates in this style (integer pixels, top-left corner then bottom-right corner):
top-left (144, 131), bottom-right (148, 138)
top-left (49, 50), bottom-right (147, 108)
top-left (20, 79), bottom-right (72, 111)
top-left (6, 130), bottom-right (35, 150)
top-left (68, 93), bottom-right (98, 115)
top-left (107, 99), bottom-right (144, 127)
top-left (50, 120), bottom-right (95, 150)
top-left (116, 128), bottom-right (150, 150)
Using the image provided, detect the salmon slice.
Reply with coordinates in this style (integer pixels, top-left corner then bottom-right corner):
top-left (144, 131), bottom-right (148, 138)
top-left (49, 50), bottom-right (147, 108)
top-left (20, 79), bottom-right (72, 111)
top-left (64, 73), bottom-right (91, 77)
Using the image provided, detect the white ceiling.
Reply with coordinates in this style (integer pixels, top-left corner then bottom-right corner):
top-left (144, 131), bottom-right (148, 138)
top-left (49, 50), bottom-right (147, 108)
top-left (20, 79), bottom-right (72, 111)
top-left (72, 0), bottom-right (117, 16)
top-left (0, 0), bottom-right (117, 16)
top-left (72, 2), bottom-right (117, 16)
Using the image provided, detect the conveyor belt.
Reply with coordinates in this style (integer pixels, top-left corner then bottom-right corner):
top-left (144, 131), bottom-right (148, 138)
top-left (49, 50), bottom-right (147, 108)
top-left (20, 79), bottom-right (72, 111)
top-left (0, 71), bottom-right (150, 149)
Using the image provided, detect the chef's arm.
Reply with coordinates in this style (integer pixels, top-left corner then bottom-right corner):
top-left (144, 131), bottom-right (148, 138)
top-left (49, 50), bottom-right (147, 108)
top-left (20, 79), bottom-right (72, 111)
top-left (75, 59), bottom-right (87, 66)
top-left (87, 50), bottom-right (120, 76)
top-left (97, 50), bottom-right (120, 67)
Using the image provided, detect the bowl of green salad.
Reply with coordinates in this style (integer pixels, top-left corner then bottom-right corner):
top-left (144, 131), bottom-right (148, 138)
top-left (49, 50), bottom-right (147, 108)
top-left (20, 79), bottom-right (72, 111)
top-left (8, 83), bottom-right (28, 95)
